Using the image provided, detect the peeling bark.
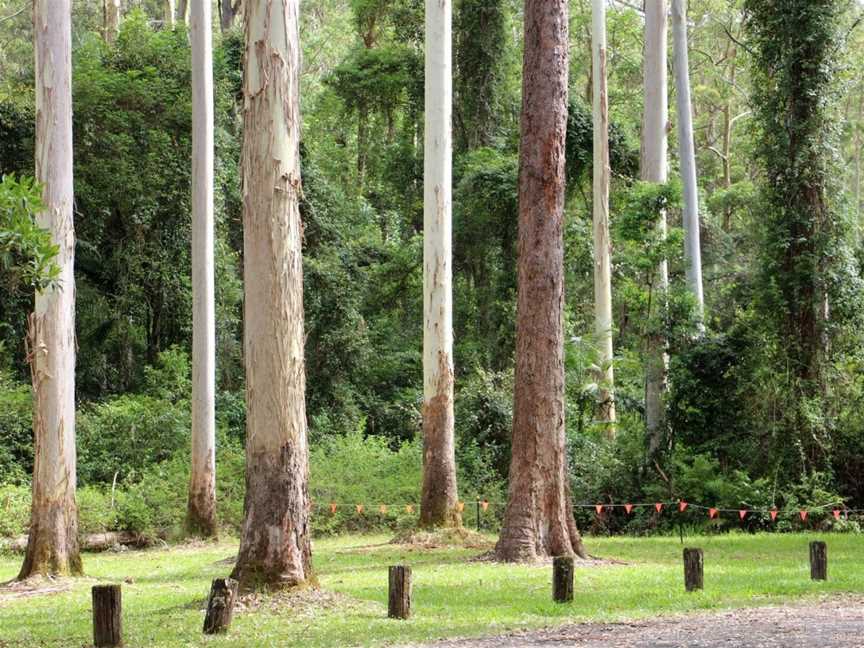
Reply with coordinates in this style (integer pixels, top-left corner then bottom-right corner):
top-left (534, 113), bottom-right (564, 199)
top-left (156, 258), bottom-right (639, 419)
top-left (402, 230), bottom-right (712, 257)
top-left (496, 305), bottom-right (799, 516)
top-left (231, 0), bottom-right (311, 590)
top-left (495, 0), bottom-right (585, 563)
top-left (187, 0), bottom-right (218, 539)
top-left (21, 0), bottom-right (82, 579)
top-left (420, 0), bottom-right (460, 528)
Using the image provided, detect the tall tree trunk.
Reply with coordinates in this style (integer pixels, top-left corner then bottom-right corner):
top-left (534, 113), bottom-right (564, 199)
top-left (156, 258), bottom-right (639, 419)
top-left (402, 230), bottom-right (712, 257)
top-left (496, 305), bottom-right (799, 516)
top-left (220, 0), bottom-right (240, 32)
top-left (591, 0), bottom-right (616, 436)
top-left (178, 0), bottom-right (190, 26)
top-left (721, 45), bottom-right (736, 231)
top-left (187, 0), bottom-right (217, 538)
top-left (420, 0), bottom-right (460, 528)
top-left (495, 0), bottom-right (586, 562)
top-left (671, 0), bottom-right (705, 327)
top-left (164, 0), bottom-right (176, 28)
top-left (231, 0), bottom-right (311, 590)
top-left (103, 0), bottom-right (121, 44)
top-left (642, 0), bottom-right (670, 463)
top-left (21, 0), bottom-right (82, 580)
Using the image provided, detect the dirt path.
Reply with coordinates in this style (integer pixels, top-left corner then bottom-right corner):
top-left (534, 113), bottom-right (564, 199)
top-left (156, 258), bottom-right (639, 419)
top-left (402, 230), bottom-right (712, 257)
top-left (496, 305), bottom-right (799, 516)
top-left (409, 596), bottom-right (864, 647)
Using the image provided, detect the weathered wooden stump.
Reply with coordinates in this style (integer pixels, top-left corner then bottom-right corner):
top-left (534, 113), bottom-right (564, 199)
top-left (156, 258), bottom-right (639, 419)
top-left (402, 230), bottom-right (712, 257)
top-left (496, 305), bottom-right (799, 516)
top-left (552, 556), bottom-right (574, 603)
top-left (683, 548), bottom-right (704, 592)
top-left (388, 565), bottom-right (412, 619)
top-left (92, 584), bottom-right (122, 647)
top-left (810, 541), bottom-right (828, 581)
top-left (203, 578), bottom-right (239, 634)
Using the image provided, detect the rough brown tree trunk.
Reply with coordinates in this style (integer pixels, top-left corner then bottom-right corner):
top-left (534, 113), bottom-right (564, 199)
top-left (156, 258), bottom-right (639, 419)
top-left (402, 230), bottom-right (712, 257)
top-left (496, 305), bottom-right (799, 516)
top-left (20, 0), bottom-right (82, 580)
top-left (494, 0), bottom-right (586, 563)
top-left (230, 0), bottom-right (312, 591)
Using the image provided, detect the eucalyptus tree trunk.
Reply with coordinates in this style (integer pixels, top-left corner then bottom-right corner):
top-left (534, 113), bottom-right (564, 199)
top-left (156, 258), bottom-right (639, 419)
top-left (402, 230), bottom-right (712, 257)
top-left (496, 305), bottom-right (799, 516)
top-left (591, 0), bottom-right (616, 436)
top-left (20, 0), bottom-right (82, 579)
top-left (220, 0), bottom-right (240, 31)
top-left (231, 0), bottom-right (311, 590)
top-left (672, 0), bottom-right (704, 328)
top-left (178, 0), bottom-right (190, 25)
top-left (186, 0), bottom-right (217, 538)
top-left (164, 0), bottom-right (176, 28)
top-left (420, 0), bottom-right (460, 528)
top-left (495, 0), bottom-right (586, 562)
top-left (103, 0), bottom-right (121, 43)
top-left (642, 0), bottom-right (670, 462)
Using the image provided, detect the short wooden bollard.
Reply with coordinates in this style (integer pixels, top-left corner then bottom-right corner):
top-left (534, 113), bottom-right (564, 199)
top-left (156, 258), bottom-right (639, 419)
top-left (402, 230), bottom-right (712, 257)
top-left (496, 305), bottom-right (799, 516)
top-left (683, 548), bottom-right (704, 592)
top-left (388, 565), bottom-right (411, 619)
top-left (810, 541), bottom-right (828, 581)
top-left (92, 584), bottom-right (122, 647)
top-left (552, 556), bottom-right (574, 603)
top-left (203, 578), bottom-right (239, 634)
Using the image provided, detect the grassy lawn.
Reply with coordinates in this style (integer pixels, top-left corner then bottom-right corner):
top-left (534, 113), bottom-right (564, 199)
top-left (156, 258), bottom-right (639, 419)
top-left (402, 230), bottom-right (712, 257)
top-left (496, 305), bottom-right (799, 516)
top-left (0, 532), bottom-right (861, 646)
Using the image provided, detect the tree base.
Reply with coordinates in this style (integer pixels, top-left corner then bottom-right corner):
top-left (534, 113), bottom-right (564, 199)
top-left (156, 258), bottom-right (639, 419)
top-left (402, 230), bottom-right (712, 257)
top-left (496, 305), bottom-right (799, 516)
top-left (18, 499), bottom-right (82, 579)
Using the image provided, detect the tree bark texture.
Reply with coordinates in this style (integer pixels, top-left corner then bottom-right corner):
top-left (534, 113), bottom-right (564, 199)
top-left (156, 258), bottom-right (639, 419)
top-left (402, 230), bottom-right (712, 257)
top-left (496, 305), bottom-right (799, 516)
top-left (220, 0), bottom-right (240, 31)
top-left (164, 0), bottom-right (176, 28)
top-left (387, 565), bottom-right (412, 619)
top-left (20, 0), bottom-right (82, 580)
top-left (92, 585), bottom-right (122, 647)
top-left (642, 0), bottom-right (670, 462)
top-left (591, 0), bottom-right (616, 435)
top-left (103, 0), bottom-right (121, 43)
top-left (672, 0), bottom-right (705, 326)
top-left (203, 578), bottom-right (239, 633)
top-left (420, 0), bottom-right (460, 529)
top-left (231, 0), bottom-right (312, 591)
top-left (683, 547), bottom-right (704, 591)
top-left (494, 0), bottom-right (586, 563)
top-left (810, 541), bottom-right (827, 581)
top-left (552, 556), bottom-right (574, 602)
top-left (187, 0), bottom-right (218, 539)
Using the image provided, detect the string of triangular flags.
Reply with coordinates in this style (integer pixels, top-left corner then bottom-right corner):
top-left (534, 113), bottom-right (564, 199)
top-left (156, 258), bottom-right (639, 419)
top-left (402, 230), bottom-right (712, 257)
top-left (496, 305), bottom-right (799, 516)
top-left (314, 500), bottom-right (860, 521)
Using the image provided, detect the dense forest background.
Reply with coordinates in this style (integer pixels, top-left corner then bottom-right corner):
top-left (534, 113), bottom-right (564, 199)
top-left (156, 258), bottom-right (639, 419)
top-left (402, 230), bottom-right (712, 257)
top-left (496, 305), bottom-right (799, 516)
top-left (2, 0), bottom-right (864, 539)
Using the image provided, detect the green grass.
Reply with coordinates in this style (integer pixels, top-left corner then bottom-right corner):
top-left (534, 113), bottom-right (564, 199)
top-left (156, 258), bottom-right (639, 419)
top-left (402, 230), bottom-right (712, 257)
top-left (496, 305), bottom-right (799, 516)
top-left (0, 533), bottom-right (861, 646)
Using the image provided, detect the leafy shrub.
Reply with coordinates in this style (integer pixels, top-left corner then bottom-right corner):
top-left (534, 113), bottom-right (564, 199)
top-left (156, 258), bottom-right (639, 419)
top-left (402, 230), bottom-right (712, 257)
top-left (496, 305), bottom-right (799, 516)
top-left (0, 373), bottom-right (31, 484)
top-left (0, 483), bottom-right (29, 538)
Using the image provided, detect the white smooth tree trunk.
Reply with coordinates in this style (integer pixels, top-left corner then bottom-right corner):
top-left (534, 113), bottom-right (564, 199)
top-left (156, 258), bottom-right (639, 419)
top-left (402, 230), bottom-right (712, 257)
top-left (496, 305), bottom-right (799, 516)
top-left (642, 0), bottom-right (669, 460)
top-left (420, 0), bottom-right (460, 528)
top-left (231, 0), bottom-right (311, 590)
top-left (672, 0), bottom-right (705, 327)
top-left (186, 0), bottom-right (217, 537)
top-left (20, 0), bottom-right (82, 579)
top-left (164, 0), bottom-right (177, 28)
top-left (591, 0), bottom-right (616, 436)
top-left (104, 0), bottom-right (121, 44)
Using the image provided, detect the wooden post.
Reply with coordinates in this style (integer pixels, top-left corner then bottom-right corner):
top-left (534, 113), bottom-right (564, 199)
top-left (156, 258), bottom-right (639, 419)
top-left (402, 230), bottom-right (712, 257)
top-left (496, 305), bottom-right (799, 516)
top-left (552, 556), bottom-right (574, 603)
top-left (810, 541), bottom-right (827, 581)
top-left (92, 585), bottom-right (122, 647)
top-left (388, 565), bottom-right (411, 619)
top-left (683, 548), bottom-right (704, 591)
top-left (203, 578), bottom-right (239, 634)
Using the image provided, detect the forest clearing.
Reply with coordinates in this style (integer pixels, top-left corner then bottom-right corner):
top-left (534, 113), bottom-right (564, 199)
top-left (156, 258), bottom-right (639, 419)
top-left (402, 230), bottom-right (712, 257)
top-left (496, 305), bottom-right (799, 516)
top-left (3, 0), bottom-right (864, 645)
top-left (2, 534), bottom-right (864, 646)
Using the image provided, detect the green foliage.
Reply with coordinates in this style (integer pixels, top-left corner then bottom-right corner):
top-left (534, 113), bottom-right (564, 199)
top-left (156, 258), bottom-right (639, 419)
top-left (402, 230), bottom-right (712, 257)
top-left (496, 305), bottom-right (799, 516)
top-left (0, 174), bottom-right (57, 293)
top-left (0, 483), bottom-right (28, 538)
top-left (0, 371), bottom-right (30, 484)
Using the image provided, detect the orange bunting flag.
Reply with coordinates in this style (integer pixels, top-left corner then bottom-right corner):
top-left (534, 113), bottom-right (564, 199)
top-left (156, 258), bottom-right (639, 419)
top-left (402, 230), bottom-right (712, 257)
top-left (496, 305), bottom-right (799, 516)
top-left (595, 504), bottom-right (604, 515)
top-left (833, 509), bottom-right (842, 520)
top-left (708, 508), bottom-right (718, 519)
top-left (481, 500), bottom-right (489, 512)
top-left (624, 503), bottom-right (634, 514)
top-left (356, 504), bottom-right (364, 514)
top-left (379, 504), bottom-right (388, 514)
top-left (329, 502), bottom-right (337, 514)
top-left (678, 501), bottom-right (688, 513)
top-left (405, 504), bottom-right (414, 513)
top-left (799, 510), bottom-right (808, 522)
top-left (738, 509), bottom-right (747, 520)
top-left (457, 501), bottom-right (465, 512)
top-left (655, 502), bottom-right (664, 513)
top-left (770, 508), bottom-right (778, 521)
